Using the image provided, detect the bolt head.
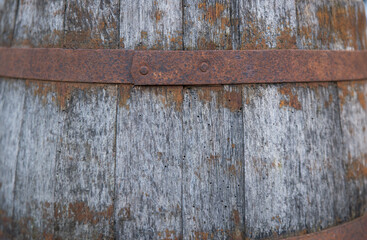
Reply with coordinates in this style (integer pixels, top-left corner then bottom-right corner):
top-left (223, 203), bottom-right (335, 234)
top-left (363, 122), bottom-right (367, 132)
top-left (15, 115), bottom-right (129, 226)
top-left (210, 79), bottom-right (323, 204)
top-left (199, 62), bottom-right (209, 72)
top-left (139, 66), bottom-right (149, 75)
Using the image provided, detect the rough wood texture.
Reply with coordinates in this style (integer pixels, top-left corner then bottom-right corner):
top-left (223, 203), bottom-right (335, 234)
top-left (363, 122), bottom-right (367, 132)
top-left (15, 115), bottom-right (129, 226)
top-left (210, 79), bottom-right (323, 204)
top-left (338, 81), bottom-right (367, 218)
top-left (65, 0), bottom-right (119, 48)
top-left (0, 0), bottom-right (367, 239)
top-left (12, 0), bottom-right (64, 47)
top-left (183, 0), bottom-right (239, 50)
top-left (11, 81), bottom-right (62, 239)
top-left (0, 0), bottom-right (18, 46)
top-left (243, 83), bottom-right (348, 239)
top-left (54, 84), bottom-right (117, 240)
top-left (115, 86), bottom-right (183, 239)
top-left (240, 1), bottom-right (367, 238)
top-left (55, 2), bottom-right (120, 239)
top-left (120, 0), bottom-right (183, 50)
top-left (182, 2), bottom-right (245, 239)
top-left (296, 0), bottom-right (367, 50)
top-left (115, 2), bottom-right (184, 238)
top-left (239, 0), bottom-right (297, 49)
top-left (0, 79), bottom-right (25, 239)
top-left (182, 86), bottom-right (245, 239)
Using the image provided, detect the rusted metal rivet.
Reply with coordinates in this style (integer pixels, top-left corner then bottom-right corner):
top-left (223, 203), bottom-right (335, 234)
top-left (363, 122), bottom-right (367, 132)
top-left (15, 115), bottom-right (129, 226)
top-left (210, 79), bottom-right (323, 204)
top-left (139, 66), bottom-right (149, 75)
top-left (199, 62), bottom-right (209, 72)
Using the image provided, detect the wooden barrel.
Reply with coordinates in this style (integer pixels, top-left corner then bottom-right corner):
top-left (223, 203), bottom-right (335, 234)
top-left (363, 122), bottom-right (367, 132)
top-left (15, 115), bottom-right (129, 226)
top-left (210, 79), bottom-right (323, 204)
top-left (0, 0), bottom-right (366, 239)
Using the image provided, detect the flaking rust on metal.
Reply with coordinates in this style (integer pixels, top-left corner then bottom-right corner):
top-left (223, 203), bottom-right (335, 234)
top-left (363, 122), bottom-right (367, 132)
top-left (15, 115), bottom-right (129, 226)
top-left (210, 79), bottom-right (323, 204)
top-left (1, 48), bottom-right (367, 86)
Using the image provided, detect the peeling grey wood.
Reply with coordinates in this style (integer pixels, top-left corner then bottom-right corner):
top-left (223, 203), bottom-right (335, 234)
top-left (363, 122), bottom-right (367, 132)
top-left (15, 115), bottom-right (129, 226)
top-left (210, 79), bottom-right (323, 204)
top-left (0, 79), bottom-right (25, 239)
top-left (11, 81), bottom-right (62, 239)
top-left (183, 0), bottom-right (238, 50)
top-left (182, 86), bottom-right (244, 239)
top-left (65, 0), bottom-right (119, 48)
top-left (13, 0), bottom-right (64, 47)
top-left (337, 81), bottom-right (367, 218)
top-left (115, 86), bottom-right (183, 239)
top-left (120, 0), bottom-right (183, 50)
top-left (242, 83), bottom-right (348, 239)
top-left (54, 84), bottom-right (117, 240)
top-left (0, 0), bottom-right (18, 46)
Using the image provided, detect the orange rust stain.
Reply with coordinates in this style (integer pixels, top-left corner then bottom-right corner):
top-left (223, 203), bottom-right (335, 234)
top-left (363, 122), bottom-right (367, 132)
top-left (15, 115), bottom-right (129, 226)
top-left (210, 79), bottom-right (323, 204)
top-left (357, 91), bottom-right (366, 111)
top-left (141, 31), bottom-right (148, 40)
top-left (337, 81), bottom-right (367, 111)
top-left (199, 2), bottom-right (226, 25)
top-left (241, 20), bottom-right (269, 50)
top-left (26, 80), bottom-right (115, 110)
top-left (197, 86), bottom-right (220, 103)
top-left (155, 10), bottom-right (163, 22)
top-left (207, 154), bottom-right (220, 165)
top-left (324, 93), bottom-right (333, 108)
top-left (196, 37), bottom-right (218, 50)
top-left (118, 85), bottom-right (132, 110)
top-left (196, 86), bottom-right (242, 112)
top-left (150, 86), bottom-right (183, 112)
top-left (316, 4), bottom-right (367, 50)
top-left (276, 25), bottom-right (297, 49)
top-left (298, 26), bottom-right (314, 49)
top-left (193, 231), bottom-right (213, 240)
top-left (231, 209), bottom-right (244, 240)
top-left (228, 164), bottom-right (237, 176)
top-left (223, 90), bottom-right (242, 112)
top-left (65, 201), bottom-right (114, 225)
top-left (346, 154), bottom-right (367, 180)
top-left (278, 85), bottom-right (302, 110)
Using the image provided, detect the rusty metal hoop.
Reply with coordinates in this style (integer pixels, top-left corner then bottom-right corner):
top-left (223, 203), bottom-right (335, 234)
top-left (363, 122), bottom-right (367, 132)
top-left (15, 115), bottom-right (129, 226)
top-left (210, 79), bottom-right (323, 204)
top-left (1, 47), bottom-right (367, 85)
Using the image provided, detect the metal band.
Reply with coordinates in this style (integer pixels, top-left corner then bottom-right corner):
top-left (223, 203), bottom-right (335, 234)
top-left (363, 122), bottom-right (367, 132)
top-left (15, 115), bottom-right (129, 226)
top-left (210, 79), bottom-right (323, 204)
top-left (285, 214), bottom-right (367, 240)
top-left (1, 47), bottom-right (367, 85)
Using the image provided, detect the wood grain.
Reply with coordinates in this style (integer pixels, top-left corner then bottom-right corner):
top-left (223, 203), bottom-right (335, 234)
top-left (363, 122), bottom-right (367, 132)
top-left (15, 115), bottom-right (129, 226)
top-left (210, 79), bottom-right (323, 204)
top-left (240, 0), bottom-right (362, 238)
top-left (115, 86), bottom-right (183, 239)
top-left (243, 83), bottom-right (348, 239)
top-left (11, 81), bottom-right (62, 239)
top-left (12, 0), bottom-right (64, 48)
top-left (120, 0), bottom-right (183, 50)
top-left (182, 2), bottom-right (245, 239)
top-left (0, 79), bottom-right (25, 239)
top-left (115, 1), bottom-right (184, 238)
top-left (53, 84), bottom-right (117, 240)
top-left (183, 0), bottom-right (238, 50)
top-left (337, 80), bottom-right (367, 218)
top-left (65, 0), bottom-right (119, 49)
top-left (0, 0), bottom-right (18, 46)
top-left (182, 86), bottom-right (245, 239)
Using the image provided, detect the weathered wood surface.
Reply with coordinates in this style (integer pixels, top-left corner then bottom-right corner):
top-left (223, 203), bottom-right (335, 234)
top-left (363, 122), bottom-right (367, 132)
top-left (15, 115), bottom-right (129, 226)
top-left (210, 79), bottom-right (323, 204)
top-left (0, 0), bottom-right (366, 239)
top-left (116, 2), bottom-right (184, 238)
top-left (182, 2), bottom-right (245, 239)
top-left (120, 0), bottom-right (183, 50)
top-left (54, 84), bottom-right (117, 240)
top-left (12, 0), bottom-right (64, 47)
top-left (115, 86), bottom-right (183, 239)
top-left (65, 0), bottom-right (119, 49)
top-left (182, 86), bottom-right (245, 239)
top-left (0, 0), bottom-right (18, 46)
top-left (0, 79), bottom-right (25, 239)
top-left (338, 80), bottom-right (367, 218)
